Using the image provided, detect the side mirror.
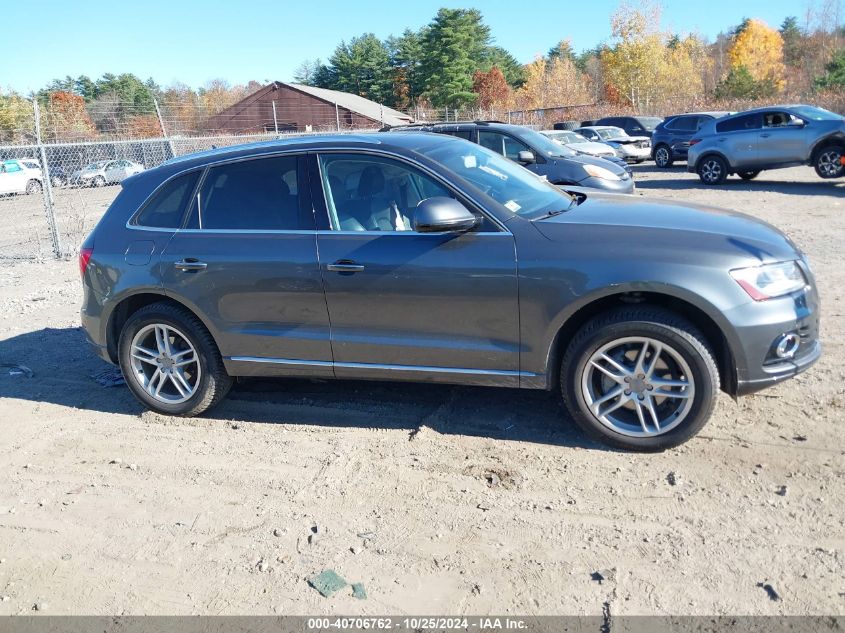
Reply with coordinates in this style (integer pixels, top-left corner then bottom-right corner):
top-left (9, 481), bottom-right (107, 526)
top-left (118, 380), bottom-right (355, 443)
top-left (517, 150), bottom-right (536, 164)
top-left (413, 197), bottom-right (478, 233)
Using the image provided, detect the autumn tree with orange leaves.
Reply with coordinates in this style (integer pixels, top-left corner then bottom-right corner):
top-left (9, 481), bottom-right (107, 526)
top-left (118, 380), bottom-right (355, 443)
top-left (472, 67), bottom-right (511, 110)
top-left (43, 91), bottom-right (96, 141)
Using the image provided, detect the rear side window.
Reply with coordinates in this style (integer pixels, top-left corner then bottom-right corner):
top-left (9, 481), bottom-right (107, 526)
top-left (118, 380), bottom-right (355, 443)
top-left (716, 113), bottom-right (762, 133)
top-left (197, 156), bottom-right (308, 231)
top-left (667, 116), bottom-right (699, 132)
top-left (134, 171), bottom-right (200, 228)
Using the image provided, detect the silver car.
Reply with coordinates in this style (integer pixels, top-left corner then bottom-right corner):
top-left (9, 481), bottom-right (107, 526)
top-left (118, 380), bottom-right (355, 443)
top-left (688, 104), bottom-right (845, 184)
top-left (575, 126), bottom-right (651, 163)
top-left (540, 130), bottom-right (618, 159)
top-left (70, 159), bottom-right (145, 187)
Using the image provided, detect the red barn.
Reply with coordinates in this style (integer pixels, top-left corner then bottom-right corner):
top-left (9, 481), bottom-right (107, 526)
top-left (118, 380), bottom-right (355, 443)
top-left (207, 82), bottom-right (413, 133)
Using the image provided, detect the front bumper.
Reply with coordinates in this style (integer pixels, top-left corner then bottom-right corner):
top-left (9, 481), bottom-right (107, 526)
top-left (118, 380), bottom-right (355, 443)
top-left (729, 270), bottom-right (821, 396)
top-left (616, 145), bottom-right (651, 161)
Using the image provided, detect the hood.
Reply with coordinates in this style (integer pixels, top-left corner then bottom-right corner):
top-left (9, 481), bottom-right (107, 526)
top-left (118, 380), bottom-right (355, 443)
top-left (534, 192), bottom-right (801, 263)
top-left (608, 135), bottom-right (649, 144)
top-left (551, 153), bottom-right (628, 178)
top-left (572, 141), bottom-right (616, 155)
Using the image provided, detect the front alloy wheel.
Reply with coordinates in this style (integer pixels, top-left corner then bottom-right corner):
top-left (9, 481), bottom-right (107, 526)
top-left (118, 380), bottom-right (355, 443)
top-left (814, 146), bottom-right (844, 179)
top-left (561, 308), bottom-right (719, 451)
top-left (581, 336), bottom-right (694, 437)
top-left (654, 146), bottom-right (673, 168)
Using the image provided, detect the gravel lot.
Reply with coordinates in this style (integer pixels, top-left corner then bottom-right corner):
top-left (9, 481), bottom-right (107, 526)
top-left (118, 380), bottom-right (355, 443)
top-left (0, 165), bottom-right (842, 616)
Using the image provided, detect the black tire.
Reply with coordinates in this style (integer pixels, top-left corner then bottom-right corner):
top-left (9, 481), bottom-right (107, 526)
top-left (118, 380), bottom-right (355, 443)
top-left (118, 302), bottom-right (232, 416)
top-left (738, 170), bottom-right (761, 180)
top-left (93, 175), bottom-right (106, 187)
top-left (25, 179), bottom-right (42, 195)
top-left (697, 155), bottom-right (728, 185)
top-left (653, 145), bottom-right (674, 168)
top-left (560, 307), bottom-right (719, 451)
top-left (813, 144), bottom-right (844, 179)
top-left (51, 175), bottom-right (66, 188)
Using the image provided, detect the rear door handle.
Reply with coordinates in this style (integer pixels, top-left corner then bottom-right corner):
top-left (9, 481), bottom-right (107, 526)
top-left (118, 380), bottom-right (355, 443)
top-left (174, 259), bottom-right (207, 271)
top-left (326, 260), bottom-right (365, 273)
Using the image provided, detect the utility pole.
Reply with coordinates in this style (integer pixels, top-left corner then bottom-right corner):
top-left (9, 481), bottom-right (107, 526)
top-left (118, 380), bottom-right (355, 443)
top-left (272, 100), bottom-right (279, 134)
top-left (153, 98), bottom-right (175, 159)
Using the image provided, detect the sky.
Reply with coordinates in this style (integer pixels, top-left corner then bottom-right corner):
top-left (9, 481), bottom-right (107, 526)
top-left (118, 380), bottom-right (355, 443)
top-left (0, 0), bottom-right (825, 94)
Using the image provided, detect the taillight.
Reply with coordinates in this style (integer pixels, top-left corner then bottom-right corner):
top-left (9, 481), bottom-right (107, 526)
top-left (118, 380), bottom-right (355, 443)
top-left (79, 247), bottom-right (93, 278)
top-left (689, 138), bottom-right (701, 146)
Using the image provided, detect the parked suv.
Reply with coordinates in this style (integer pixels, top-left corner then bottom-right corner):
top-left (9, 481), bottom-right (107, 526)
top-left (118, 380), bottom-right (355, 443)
top-left (688, 104), bottom-right (845, 184)
top-left (80, 133), bottom-right (820, 451)
top-left (651, 112), bottom-right (731, 167)
top-left (388, 121), bottom-right (634, 193)
top-left (593, 116), bottom-right (664, 139)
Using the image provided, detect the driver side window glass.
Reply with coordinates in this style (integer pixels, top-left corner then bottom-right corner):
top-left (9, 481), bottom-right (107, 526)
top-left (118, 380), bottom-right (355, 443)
top-left (319, 153), bottom-right (454, 232)
top-left (502, 136), bottom-right (530, 161)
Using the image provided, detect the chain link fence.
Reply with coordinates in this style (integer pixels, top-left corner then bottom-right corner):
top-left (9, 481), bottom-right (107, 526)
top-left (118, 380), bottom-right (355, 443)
top-left (0, 99), bottom-right (382, 261)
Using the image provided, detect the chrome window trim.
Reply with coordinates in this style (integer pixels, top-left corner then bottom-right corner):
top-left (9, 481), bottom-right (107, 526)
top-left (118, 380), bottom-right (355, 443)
top-left (126, 144), bottom-right (514, 234)
top-left (227, 356), bottom-right (535, 377)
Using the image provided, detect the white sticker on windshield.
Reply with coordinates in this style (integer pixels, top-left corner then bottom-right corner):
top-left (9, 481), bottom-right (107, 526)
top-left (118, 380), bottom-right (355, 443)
top-left (463, 155), bottom-right (477, 168)
top-left (504, 200), bottom-right (521, 212)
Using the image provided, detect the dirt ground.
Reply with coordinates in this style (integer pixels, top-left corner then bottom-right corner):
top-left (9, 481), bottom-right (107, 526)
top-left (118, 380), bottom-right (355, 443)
top-left (0, 165), bottom-right (842, 616)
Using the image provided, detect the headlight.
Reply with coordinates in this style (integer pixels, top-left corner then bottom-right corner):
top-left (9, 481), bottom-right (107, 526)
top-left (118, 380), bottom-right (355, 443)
top-left (583, 164), bottom-right (621, 181)
top-left (730, 261), bottom-right (807, 301)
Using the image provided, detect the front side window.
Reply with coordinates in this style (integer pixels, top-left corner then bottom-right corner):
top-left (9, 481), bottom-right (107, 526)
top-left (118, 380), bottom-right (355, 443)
top-left (134, 171), bottom-right (200, 229)
top-left (197, 155), bottom-right (305, 230)
top-left (763, 112), bottom-right (802, 128)
top-left (503, 135), bottom-right (530, 161)
top-left (319, 153), bottom-right (454, 232)
top-left (3, 162), bottom-right (22, 173)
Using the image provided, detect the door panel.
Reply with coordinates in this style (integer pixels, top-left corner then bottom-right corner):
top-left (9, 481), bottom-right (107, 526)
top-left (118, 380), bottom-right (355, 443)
top-left (314, 151), bottom-right (521, 385)
top-left (758, 112), bottom-right (807, 163)
top-left (318, 231), bottom-right (520, 381)
top-left (159, 154), bottom-right (333, 376)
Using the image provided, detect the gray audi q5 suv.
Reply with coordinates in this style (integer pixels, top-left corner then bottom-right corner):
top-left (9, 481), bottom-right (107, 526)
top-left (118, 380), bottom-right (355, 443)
top-left (80, 133), bottom-right (820, 450)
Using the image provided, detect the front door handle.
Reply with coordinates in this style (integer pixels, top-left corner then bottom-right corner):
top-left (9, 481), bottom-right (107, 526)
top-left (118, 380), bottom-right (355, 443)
top-left (174, 259), bottom-right (207, 271)
top-left (326, 260), bottom-right (365, 273)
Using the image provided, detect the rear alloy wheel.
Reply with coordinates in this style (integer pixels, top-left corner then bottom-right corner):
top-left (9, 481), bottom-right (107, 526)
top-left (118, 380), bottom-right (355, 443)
top-left (738, 170), bottom-right (761, 180)
top-left (118, 302), bottom-right (232, 416)
top-left (561, 308), bottom-right (719, 451)
top-left (654, 145), bottom-right (673, 168)
top-left (697, 155), bottom-right (728, 185)
top-left (93, 175), bottom-right (106, 187)
top-left (25, 179), bottom-right (42, 195)
top-left (814, 145), bottom-right (844, 179)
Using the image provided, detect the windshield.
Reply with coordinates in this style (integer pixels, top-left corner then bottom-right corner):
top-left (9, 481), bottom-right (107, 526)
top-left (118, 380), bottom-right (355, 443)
top-left (512, 127), bottom-right (577, 157)
top-left (791, 105), bottom-right (844, 121)
top-left (597, 127), bottom-right (626, 140)
top-left (424, 138), bottom-right (573, 217)
top-left (638, 117), bottom-right (663, 131)
top-left (544, 131), bottom-right (585, 146)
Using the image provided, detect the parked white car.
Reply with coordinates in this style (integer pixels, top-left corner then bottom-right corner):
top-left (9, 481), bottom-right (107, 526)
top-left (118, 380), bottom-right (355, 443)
top-left (540, 130), bottom-right (618, 159)
top-left (0, 158), bottom-right (44, 195)
top-left (574, 126), bottom-right (652, 163)
top-left (70, 159), bottom-right (144, 187)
